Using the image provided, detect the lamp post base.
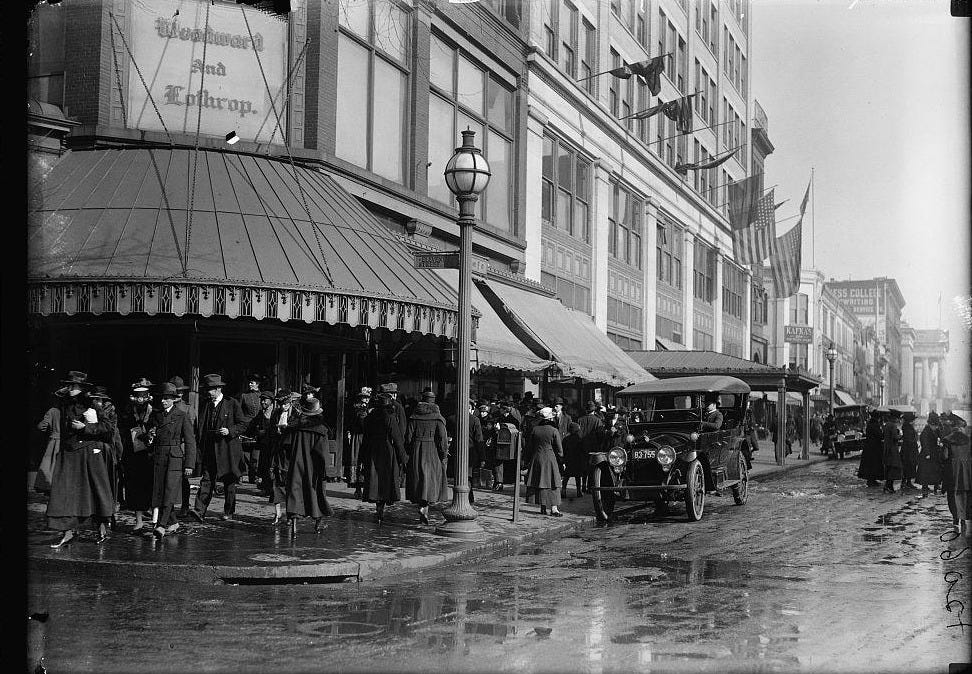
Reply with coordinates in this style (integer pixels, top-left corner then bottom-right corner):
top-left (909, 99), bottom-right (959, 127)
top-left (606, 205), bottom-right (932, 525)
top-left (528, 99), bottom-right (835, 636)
top-left (436, 485), bottom-right (484, 539)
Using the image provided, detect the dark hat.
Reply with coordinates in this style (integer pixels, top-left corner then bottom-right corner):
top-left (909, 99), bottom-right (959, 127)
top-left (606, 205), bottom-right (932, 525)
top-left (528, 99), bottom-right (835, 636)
top-left (157, 382), bottom-right (181, 398)
top-left (552, 397), bottom-right (565, 406)
top-left (422, 390), bottom-right (436, 402)
top-left (477, 404), bottom-right (490, 413)
top-left (300, 396), bottom-right (323, 416)
top-left (301, 383), bottom-right (320, 395)
top-left (88, 385), bottom-right (111, 400)
top-left (247, 373), bottom-right (264, 383)
top-left (888, 409), bottom-right (903, 419)
top-left (568, 421), bottom-right (581, 433)
top-left (131, 377), bottom-right (153, 392)
top-left (375, 392), bottom-right (393, 405)
top-left (167, 375), bottom-right (190, 392)
top-left (274, 388), bottom-right (292, 402)
top-left (380, 382), bottom-right (398, 393)
top-left (903, 411), bottom-right (917, 422)
top-left (944, 430), bottom-right (969, 446)
top-left (585, 401), bottom-right (597, 412)
top-left (60, 370), bottom-right (90, 386)
top-left (201, 373), bottom-right (225, 389)
top-left (259, 390), bottom-right (276, 400)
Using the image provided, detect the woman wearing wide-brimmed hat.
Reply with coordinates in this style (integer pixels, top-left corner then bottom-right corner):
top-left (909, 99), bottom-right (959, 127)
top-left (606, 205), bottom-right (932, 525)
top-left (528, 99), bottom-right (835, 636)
top-left (274, 396), bottom-right (332, 536)
top-left (525, 406), bottom-right (565, 517)
top-left (118, 377), bottom-right (156, 532)
top-left (344, 388), bottom-right (372, 498)
top-left (46, 372), bottom-right (115, 548)
top-left (404, 390), bottom-right (449, 525)
top-left (360, 392), bottom-right (407, 523)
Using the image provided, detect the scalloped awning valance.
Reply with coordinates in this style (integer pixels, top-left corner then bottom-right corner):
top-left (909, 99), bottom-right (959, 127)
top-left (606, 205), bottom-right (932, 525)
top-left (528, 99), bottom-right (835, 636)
top-left (27, 148), bottom-right (465, 338)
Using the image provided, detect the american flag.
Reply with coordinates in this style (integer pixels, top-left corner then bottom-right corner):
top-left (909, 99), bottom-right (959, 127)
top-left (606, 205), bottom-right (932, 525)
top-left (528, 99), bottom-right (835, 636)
top-left (732, 188), bottom-right (776, 265)
top-left (769, 182), bottom-right (810, 298)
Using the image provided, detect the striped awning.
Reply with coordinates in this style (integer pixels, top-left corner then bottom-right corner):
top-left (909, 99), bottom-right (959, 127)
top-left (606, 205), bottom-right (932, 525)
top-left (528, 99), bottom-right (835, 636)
top-left (28, 148), bottom-right (461, 337)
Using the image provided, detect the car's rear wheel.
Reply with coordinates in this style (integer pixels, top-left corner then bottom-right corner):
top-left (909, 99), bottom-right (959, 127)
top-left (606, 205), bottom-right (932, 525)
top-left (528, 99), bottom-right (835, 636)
top-left (591, 464), bottom-right (616, 522)
top-left (732, 455), bottom-right (749, 505)
top-left (684, 459), bottom-right (705, 521)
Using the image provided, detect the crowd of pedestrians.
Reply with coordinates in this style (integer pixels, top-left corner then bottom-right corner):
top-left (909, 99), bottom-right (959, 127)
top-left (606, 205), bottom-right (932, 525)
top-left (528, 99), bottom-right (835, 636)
top-left (856, 407), bottom-right (971, 534)
top-left (36, 371), bottom-right (650, 546)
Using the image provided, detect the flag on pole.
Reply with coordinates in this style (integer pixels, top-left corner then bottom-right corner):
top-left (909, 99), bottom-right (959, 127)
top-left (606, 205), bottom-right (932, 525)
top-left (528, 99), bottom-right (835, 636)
top-left (769, 218), bottom-right (802, 298)
top-left (733, 188), bottom-right (777, 265)
top-left (727, 175), bottom-right (761, 231)
top-left (607, 55), bottom-right (668, 95)
top-left (675, 147), bottom-right (739, 175)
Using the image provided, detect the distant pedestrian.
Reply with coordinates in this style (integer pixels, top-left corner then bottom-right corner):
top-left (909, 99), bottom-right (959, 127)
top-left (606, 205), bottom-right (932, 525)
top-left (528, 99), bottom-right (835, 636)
top-left (189, 374), bottom-right (247, 523)
top-left (857, 412), bottom-right (884, 487)
top-left (822, 413), bottom-right (836, 459)
top-left (277, 396), bottom-right (332, 536)
top-left (560, 421), bottom-right (584, 499)
top-left (900, 412), bottom-right (919, 492)
top-left (552, 397), bottom-right (572, 438)
top-left (360, 392), bottom-right (407, 523)
top-left (574, 401), bottom-right (603, 493)
top-left (344, 388), bottom-right (371, 498)
top-left (810, 413), bottom-right (822, 447)
top-left (118, 378), bottom-right (155, 532)
top-left (405, 390), bottom-right (450, 525)
top-left (46, 376), bottom-right (114, 548)
top-left (918, 412), bottom-right (945, 497)
top-left (147, 383), bottom-right (196, 539)
top-left (942, 429), bottom-right (972, 535)
top-left (525, 407), bottom-right (564, 517)
top-left (882, 409), bottom-right (904, 493)
top-left (168, 376), bottom-right (198, 518)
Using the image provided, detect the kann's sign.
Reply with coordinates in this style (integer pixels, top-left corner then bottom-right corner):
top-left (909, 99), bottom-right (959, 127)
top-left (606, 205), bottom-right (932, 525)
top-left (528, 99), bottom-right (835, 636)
top-left (784, 325), bottom-right (813, 344)
top-left (127, 0), bottom-right (287, 142)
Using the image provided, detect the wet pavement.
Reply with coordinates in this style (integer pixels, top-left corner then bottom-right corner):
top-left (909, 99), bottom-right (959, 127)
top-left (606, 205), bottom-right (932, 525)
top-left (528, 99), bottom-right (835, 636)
top-left (27, 454), bottom-right (972, 673)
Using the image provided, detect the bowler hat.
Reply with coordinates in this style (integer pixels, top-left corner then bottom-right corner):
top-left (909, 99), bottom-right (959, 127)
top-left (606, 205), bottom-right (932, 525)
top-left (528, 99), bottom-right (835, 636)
top-left (259, 390), bottom-right (275, 400)
top-left (926, 411), bottom-right (940, 424)
top-left (157, 382), bottom-right (181, 398)
top-left (553, 397), bottom-right (565, 406)
top-left (167, 375), bottom-right (190, 392)
top-left (61, 370), bottom-right (89, 386)
top-left (201, 373), bottom-right (225, 389)
top-left (131, 377), bottom-right (153, 392)
top-left (903, 411), bottom-right (916, 422)
top-left (88, 385), bottom-right (111, 400)
top-left (300, 397), bottom-right (323, 415)
top-left (380, 383), bottom-right (398, 393)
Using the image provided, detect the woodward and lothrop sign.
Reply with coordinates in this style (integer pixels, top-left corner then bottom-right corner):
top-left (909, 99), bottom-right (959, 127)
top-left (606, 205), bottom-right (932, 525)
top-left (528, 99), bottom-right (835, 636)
top-left (127, 0), bottom-right (287, 142)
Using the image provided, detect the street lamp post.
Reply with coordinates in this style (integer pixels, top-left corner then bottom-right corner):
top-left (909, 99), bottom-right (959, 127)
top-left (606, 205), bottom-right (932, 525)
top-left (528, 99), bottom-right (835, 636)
top-left (879, 377), bottom-right (887, 406)
top-left (826, 342), bottom-right (838, 415)
top-left (438, 128), bottom-right (490, 539)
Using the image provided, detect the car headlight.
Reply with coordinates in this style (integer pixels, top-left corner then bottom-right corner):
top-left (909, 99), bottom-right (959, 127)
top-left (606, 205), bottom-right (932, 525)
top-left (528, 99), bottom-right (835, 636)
top-left (656, 445), bottom-right (676, 466)
top-left (690, 432), bottom-right (699, 442)
top-left (625, 434), bottom-right (636, 444)
top-left (608, 448), bottom-right (628, 468)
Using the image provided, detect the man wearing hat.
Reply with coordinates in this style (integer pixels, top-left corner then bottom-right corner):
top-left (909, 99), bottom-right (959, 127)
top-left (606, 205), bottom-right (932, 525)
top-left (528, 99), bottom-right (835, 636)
top-left (189, 374), bottom-right (247, 523)
top-left (918, 411), bottom-right (945, 497)
top-left (942, 428), bottom-right (972, 535)
top-left (900, 412), bottom-right (920, 492)
top-left (881, 409), bottom-right (904, 494)
top-left (118, 377), bottom-right (156, 532)
top-left (239, 374), bottom-right (264, 424)
top-left (168, 376), bottom-right (198, 518)
top-left (552, 397), bottom-right (572, 438)
top-left (244, 390), bottom-right (277, 488)
top-left (380, 382), bottom-right (408, 439)
top-left (147, 383), bottom-right (197, 538)
top-left (572, 402), bottom-right (603, 496)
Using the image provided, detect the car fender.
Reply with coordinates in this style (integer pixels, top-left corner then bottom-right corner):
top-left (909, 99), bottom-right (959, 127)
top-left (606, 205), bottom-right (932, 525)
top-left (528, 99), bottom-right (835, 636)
top-left (589, 457), bottom-right (619, 488)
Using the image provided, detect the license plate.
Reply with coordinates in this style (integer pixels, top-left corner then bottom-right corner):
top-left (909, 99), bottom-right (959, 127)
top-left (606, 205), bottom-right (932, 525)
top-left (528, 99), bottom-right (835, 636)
top-left (633, 449), bottom-right (656, 460)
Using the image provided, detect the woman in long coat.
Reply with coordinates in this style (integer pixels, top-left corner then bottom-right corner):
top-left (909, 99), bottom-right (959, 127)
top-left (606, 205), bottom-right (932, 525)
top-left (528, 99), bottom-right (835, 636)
top-left (147, 383), bottom-right (197, 538)
top-left (118, 379), bottom-right (155, 531)
top-left (943, 430), bottom-right (972, 534)
top-left (35, 388), bottom-right (65, 494)
top-left (88, 386), bottom-right (124, 526)
top-left (405, 393), bottom-right (449, 525)
top-left (278, 396), bottom-right (332, 536)
top-left (344, 389), bottom-right (371, 498)
top-left (525, 407), bottom-right (564, 516)
top-left (561, 421), bottom-right (585, 499)
top-left (918, 412), bottom-right (944, 496)
top-left (46, 390), bottom-right (115, 548)
top-left (882, 411), bottom-right (904, 493)
top-left (857, 413), bottom-right (884, 487)
top-left (360, 393), bottom-right (407, 523)
top-left (900, 412), bottom-right (920, 491)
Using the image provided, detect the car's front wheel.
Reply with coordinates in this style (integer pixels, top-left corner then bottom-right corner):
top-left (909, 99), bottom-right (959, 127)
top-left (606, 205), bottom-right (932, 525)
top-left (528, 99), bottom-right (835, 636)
top-left (591, 464), bottom-right (616, 523)
top-left (732, 455), bottom-right (749, 505)
top-left (684, 459), bottom-right (705, 521)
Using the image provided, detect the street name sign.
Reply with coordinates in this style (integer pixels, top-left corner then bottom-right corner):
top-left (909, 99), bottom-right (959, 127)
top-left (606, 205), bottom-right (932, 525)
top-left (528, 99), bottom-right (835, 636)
top-left (413, 251), bottom-right (460, 269)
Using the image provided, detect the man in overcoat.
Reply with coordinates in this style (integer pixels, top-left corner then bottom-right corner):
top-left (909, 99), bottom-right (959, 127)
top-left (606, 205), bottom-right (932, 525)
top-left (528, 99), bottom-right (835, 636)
top-left (168, 375), bottom-right (198, 518)
top-left (918, 411), bottom-right (944, 496)
top-left (148, 383), bottom-right (196, 538)
top-left (574, 401), bottom-right (603, 494)
top-left (882, 409), bottom-right (904, 493)
top-left (381, 382), bottom-right (408, 438)
top-left (552, 397), bottom-right (572, 438)
top-left (189, 373), bottom-right (247, 522)
top-left (858, 412), bottom-right (885, 487)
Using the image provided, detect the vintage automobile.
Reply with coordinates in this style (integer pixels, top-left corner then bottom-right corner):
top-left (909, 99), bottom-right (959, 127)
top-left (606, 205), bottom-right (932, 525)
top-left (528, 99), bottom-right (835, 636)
top-left (589, 375), bottom-right (752, 523)
top-left (829, 404), bottom-right (869, 459)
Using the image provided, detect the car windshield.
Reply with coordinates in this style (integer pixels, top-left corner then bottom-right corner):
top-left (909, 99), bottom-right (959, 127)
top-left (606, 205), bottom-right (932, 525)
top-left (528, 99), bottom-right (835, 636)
top-left (622, 393), bottom-right (700, 424)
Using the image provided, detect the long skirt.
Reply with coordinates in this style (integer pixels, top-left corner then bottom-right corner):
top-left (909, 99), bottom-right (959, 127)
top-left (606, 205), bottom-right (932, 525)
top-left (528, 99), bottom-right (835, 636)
top-left (46, 443), bottom-right (114, 531)
top-left (283, 443), bottom-right (332, 519)
top-left (122, 449), bottom-right (154, 510)
top-left (405, 442), bottom-right (449, 505)
top-left (344, 433), bottom-right (365, 487)
top-left (526, 447), bottom-right (562, 506)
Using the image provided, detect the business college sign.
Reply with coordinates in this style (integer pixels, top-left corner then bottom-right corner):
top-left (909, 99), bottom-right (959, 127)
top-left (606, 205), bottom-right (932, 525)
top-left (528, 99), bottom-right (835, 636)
top-left (828, 282), bottom-right (881, 317)
top-left (127, 0), bottom-right (287, 142)
top-left (784, 325), bottom-right (813, 344)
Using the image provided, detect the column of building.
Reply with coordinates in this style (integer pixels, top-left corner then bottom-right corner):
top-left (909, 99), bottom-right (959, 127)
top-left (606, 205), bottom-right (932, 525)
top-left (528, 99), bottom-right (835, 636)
top-left (682, 230), bottom-right (695, 349)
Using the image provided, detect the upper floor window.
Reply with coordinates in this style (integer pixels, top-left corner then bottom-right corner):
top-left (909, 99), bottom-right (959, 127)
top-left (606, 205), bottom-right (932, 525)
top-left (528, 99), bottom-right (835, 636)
top-left (484, 0), bottom-right (521, 27)
top-left (428, 34), bottom-right (515, 233)
top-left (560, 0), bottom-right (578, 77)
top-left (752, 283), bottom-right (768, 325)
top-left (541, 133), bottom-right (592, 241)
top-left (693, 240), bottom-right (716, 303)
top-left (722, 263), bottom-right (745, 319)
top-left (609, 182), bottom-right (644, 269)
top-left (656, 220), bottom-right (683, 289)
top-left (337, 0), bottom-right (410, 183)
top-left (789, 293), bottom-right (809, 324)
top-left (609, 49), bottom-right (621, 117)
top-left (579, 19), bottom-right (596, 95)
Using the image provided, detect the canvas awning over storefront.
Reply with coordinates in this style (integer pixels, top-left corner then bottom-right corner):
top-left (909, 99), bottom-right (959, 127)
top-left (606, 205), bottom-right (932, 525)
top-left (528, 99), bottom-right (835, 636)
top-left (814, 388), bottom-right (857, 406)
top-left (433, 270), bottom-right (553, 373)
top-left (476, 279), bottom-right (653, 388)
top-left (28, 148), bottom-right (462, 337)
